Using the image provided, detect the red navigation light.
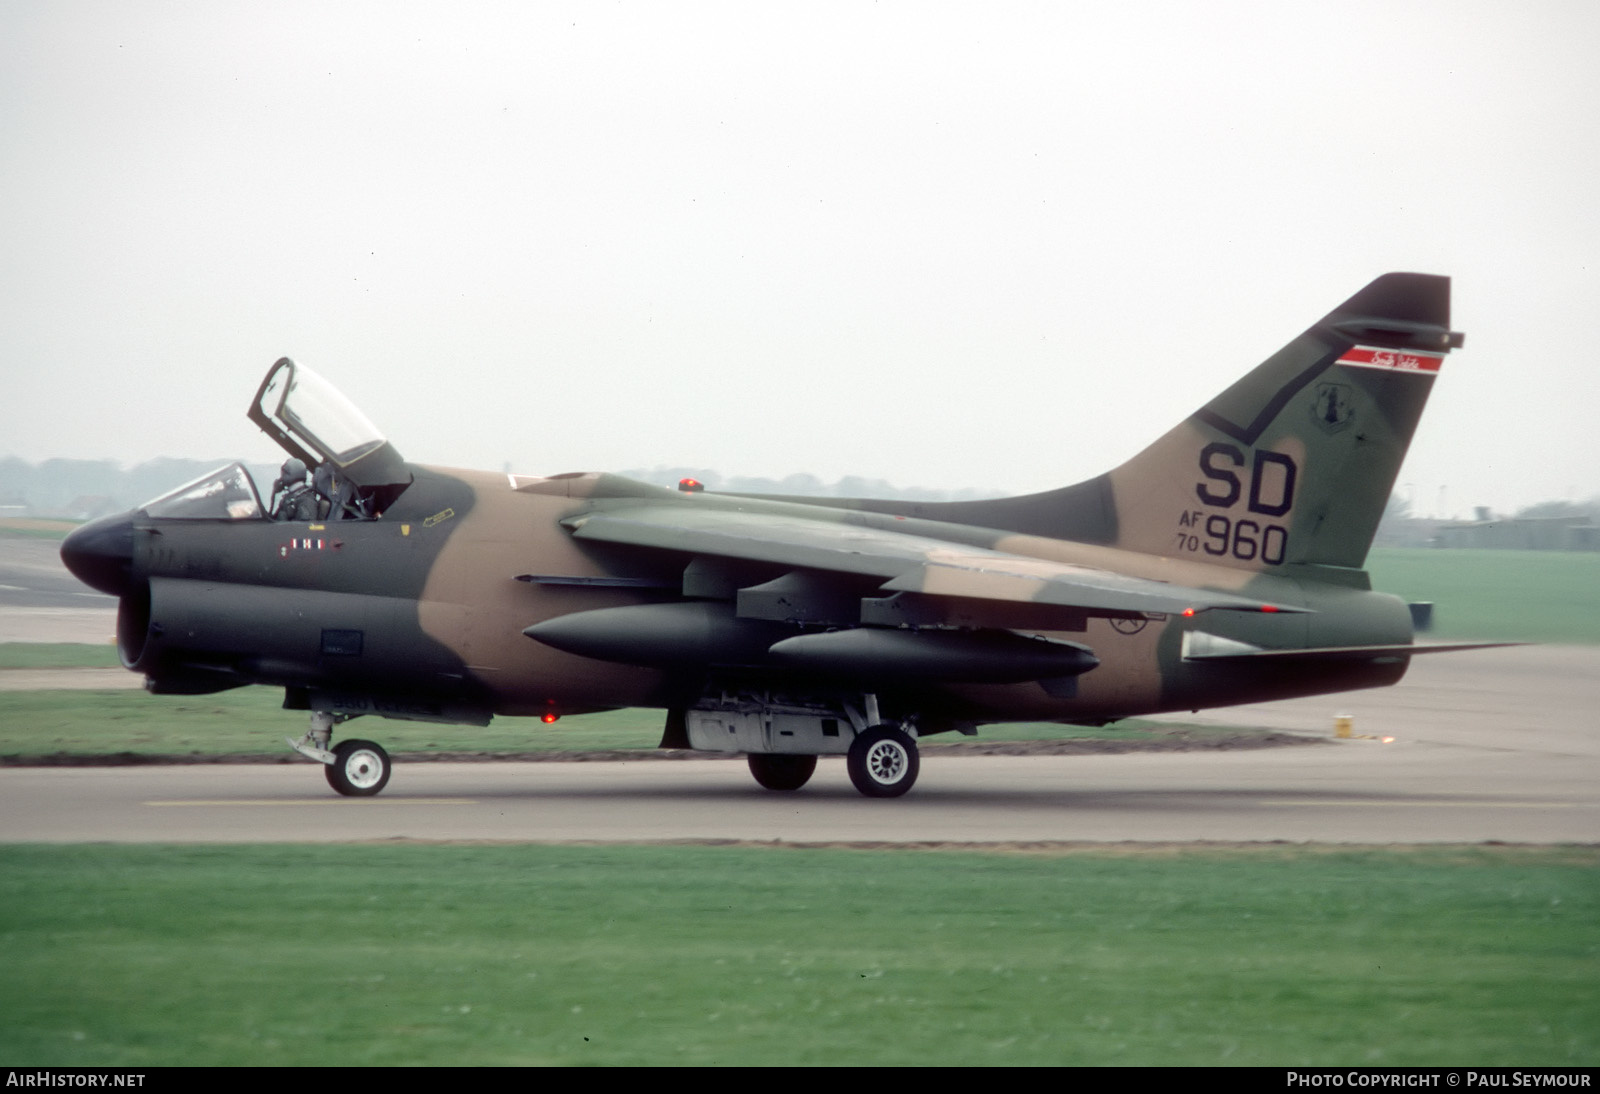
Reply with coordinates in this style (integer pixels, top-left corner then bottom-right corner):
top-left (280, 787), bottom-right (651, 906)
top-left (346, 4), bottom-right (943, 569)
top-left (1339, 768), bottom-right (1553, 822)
top-left (1182, 608), bottom-right (1196, 617)
top-left (677, 478), bottom-right (704, 493)
top-left (1261, 604), bottom-right (1279, 613)
top-left (541, 710), bottom-right (559, 724)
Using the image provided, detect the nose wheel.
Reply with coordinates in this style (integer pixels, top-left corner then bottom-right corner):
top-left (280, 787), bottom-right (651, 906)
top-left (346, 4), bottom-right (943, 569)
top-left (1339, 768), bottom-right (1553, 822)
top-left (325, 739), bottom-right (392, 797)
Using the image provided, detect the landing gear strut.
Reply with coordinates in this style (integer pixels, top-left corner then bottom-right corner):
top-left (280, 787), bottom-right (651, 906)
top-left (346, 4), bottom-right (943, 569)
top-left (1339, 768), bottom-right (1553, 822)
top-left (287, 711), bottom-right (392, 797)
top-left (286, 710), bottom-right (341, 764)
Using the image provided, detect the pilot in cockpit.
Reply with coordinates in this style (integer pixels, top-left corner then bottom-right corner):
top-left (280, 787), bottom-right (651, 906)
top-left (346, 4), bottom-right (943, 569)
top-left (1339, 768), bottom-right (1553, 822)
top-left (270, 457), bottom-right (373, 522)
top-left (254, 359), bottom-right (404, 523)
top-left (270, 458), bottom-right (317, 521)
top-left (313, 462), bottom-right (371, 521)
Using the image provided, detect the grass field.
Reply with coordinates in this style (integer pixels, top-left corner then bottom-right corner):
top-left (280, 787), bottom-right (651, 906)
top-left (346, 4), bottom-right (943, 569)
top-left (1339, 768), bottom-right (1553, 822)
top-left (0, 643), bottom-right (121, 669)
top-left (0, 685), bottom-right (665, 756)
top-left (4, 539), bottom-right (1595, 1068)
top-left (1, 546), bottom-right (1592, 760)
top-left (1, 843), bottom-right (1594, 1067)
top-left (0, 519), bottom-right (76, 539)
top-left (0, 683), bottom-right (1228, 760)
top-left (1366, 548), bottom-right (1600, 644)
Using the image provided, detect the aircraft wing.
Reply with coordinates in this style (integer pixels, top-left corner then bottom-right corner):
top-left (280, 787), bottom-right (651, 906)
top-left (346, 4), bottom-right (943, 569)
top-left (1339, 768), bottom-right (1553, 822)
top-left (562, 505), bottom-right (1300, 618)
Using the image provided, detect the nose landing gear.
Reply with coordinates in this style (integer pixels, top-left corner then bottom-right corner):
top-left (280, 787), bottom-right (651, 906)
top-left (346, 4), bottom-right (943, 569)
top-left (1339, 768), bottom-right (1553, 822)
top-left (325, 739), bottom-right (392, 796)
top-left (287, 711), bottom-right (393, 797)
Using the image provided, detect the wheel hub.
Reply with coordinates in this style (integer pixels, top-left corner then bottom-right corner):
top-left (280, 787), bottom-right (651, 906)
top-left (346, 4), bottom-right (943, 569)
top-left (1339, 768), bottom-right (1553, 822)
top-left (344, 750), bottom-right (384, 789)
top-left (866, 740), bottom-right (908, 784)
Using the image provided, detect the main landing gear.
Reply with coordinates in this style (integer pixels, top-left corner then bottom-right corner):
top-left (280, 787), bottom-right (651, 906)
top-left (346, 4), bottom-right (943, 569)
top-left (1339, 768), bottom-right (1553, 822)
top-left (287, 711), bottom-right (393, 797)
top-left (744, 726), bottom-right (920, 797)
top-left (747, 753), bottom-right (818, 791)
top-left (846, 725), bottom-right (919, 798)
top-left (709, 691), bottom-right (922, 798)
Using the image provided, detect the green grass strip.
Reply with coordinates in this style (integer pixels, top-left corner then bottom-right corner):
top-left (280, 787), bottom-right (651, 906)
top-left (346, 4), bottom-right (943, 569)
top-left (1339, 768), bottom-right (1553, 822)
top-left (0, 687), bottom-right (1204, 759)
top-left (0, 843), bottom-right (1594, 1066)
top-left (0, 643), bottom-right (121, 669)
top-left (1367, 548), bottom-right (1600, 644)
top-left (0, 520), bottom-right (75, 541)
top-left (0, 689), bottom-right (666, 756)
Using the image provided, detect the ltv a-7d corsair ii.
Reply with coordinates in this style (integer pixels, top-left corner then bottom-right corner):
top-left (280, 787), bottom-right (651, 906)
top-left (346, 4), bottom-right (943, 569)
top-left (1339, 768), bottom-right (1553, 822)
top-left (61, 273), bottom-right (1490, 798)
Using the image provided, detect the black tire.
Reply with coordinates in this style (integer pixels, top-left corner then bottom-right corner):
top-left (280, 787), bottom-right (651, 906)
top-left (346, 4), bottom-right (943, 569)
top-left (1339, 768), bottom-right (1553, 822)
top-left (325, 739), bottom-right (391, 797)
top-left (747, 753), bottom-right (818, 791)
top-left (846, 727), bottom-right (919, 798)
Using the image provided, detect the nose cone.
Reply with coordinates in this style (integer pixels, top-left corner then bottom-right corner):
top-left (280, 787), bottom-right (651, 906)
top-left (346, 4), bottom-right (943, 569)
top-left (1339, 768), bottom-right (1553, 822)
top-left (60, 511), bottom-right (136, 598)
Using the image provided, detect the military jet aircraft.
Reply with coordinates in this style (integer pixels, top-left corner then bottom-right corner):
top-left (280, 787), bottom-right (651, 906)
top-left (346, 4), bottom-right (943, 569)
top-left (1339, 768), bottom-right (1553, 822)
top-left (61, 272), bottom-right (1490, 798)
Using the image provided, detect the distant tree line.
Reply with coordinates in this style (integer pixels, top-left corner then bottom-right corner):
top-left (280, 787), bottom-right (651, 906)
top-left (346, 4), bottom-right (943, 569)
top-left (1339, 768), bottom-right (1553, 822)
top-left (4, 456), bottom-right (1588, 530)
top-left (0, 457), bottom-right (1000, 519)
top-left (618, 467), bottom-right (1001, 503)
top-left (1375, 491), bottom-right (1600, 550)
top-left (0, 457), bottom-right (278, 519)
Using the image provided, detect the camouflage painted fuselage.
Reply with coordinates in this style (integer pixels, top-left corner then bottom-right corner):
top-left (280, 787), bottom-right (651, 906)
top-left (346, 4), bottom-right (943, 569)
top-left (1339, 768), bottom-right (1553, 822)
top-left (64, 272), bottom-right (1463, 753)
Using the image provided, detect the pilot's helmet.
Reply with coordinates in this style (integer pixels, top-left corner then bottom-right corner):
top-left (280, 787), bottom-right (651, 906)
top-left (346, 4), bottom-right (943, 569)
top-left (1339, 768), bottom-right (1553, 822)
top-left (277, 457), bottom-right (308, 486)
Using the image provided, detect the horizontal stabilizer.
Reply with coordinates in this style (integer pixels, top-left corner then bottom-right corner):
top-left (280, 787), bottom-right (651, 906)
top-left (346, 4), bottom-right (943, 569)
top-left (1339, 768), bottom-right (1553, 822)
top-left (1182, 635), bottom-right (1521, 663)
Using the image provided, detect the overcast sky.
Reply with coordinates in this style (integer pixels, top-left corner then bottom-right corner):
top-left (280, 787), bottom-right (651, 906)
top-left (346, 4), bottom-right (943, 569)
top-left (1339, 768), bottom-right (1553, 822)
top-left (2, 1), bottom-right (1597, 517)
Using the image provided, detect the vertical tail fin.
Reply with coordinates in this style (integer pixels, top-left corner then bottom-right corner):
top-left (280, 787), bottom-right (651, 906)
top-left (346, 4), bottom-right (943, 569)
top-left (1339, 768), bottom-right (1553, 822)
top-left (1104, 272), bottom-right (1462, 571)
top-left (846, 274), bottom-right (1461, 574)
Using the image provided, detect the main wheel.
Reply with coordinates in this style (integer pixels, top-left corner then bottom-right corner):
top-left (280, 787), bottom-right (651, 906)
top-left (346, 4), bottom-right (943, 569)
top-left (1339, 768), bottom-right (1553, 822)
top-left (747, 753), bottom-right (818, 791)
top-left (846, 727), bottom-right (919, 798)
top-left (325, 739), bottom-right (392, 797)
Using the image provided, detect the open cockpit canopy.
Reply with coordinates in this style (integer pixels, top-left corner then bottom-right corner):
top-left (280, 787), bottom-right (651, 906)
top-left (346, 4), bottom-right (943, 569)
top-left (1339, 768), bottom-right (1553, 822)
top-left (248, 358), bottom-right (410, 491)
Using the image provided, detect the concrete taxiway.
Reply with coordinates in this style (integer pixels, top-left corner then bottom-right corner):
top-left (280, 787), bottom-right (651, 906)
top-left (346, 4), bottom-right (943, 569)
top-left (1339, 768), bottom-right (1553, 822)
top-left (2, 645), bottom-right (1594, 845)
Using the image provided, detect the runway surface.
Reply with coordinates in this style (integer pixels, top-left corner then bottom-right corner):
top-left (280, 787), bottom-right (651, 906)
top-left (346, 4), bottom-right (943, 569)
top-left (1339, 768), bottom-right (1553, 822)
top-left (0, 531), bottom-right (119, 643)
top-left (3, 645), bottom-right (1595, 845)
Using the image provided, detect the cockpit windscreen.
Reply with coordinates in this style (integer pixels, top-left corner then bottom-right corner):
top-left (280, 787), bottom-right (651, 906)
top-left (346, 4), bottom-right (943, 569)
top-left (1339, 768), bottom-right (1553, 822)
top-left (142, 463), bottom-right (264, 520)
